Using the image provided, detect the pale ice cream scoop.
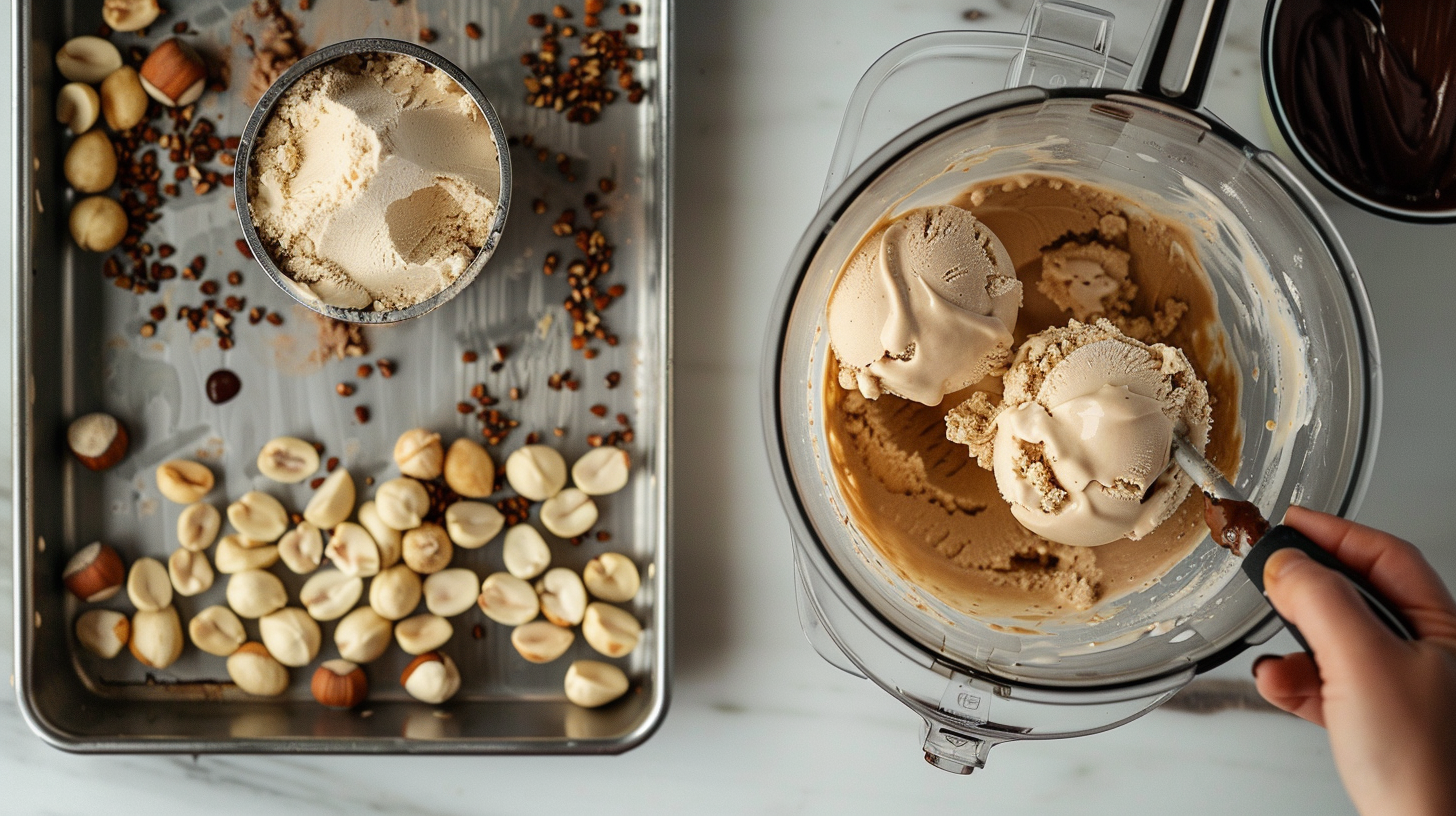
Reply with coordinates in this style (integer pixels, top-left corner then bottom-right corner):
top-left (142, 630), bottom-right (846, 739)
top-left (946, 319), bottom-right (1212, 547)
top-left (249, 53), bottom-right (502, 312)
top-left (827, 205), bottom-right (1021, 406)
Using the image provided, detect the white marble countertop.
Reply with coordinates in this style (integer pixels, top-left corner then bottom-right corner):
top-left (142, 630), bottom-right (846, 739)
top-left (3, 0), bottom-right (1454, 812)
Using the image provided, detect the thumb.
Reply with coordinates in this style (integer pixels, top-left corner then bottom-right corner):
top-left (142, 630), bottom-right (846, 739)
top-left (1263, 548), bottom-right (1405, 677)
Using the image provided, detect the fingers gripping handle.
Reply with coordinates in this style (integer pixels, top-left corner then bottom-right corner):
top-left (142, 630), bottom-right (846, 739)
top-left (1242, 525), bottom-right (1418, 652)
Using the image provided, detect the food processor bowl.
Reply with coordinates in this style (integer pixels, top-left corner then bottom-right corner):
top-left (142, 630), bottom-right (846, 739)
top-left (763, 0), bottom-right (1380, 773)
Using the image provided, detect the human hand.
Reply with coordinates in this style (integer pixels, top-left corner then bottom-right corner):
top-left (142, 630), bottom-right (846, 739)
top-left (1253, 506), bottom-right (1456, 816)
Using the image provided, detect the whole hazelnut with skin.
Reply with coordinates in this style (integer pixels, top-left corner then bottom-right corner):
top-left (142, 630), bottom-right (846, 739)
top-left (139, 38), bottom-right (206, 108)
top-left (67, 412), bottom-right (128, 471)
top-left (400, 652), bottom-right (460, 704)
top-left (62, 542), bottom-right (125, 602)
top-left (312, 659), bottom-right (368, 709)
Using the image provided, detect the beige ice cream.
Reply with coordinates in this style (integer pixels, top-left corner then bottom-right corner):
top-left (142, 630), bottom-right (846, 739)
top-left (823, 173), bottom-right (1241, 617)
top-left (249, 53), bottom-right (502, 312)
top-left (946, 319), bottom-right (1212, 548)
top-left (827, 205), bottom-right (1021, 406)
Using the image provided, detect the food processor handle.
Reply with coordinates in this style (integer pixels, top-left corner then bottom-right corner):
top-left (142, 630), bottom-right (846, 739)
top-left (1241, 525), bottom-right (1418, 652)
top-left (1128, 0), bottom-right (1232, 109)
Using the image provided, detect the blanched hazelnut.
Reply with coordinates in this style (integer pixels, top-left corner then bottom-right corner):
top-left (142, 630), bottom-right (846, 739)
top-left (75, 608), bottom-right (130, 658)
top-left (256, 436), bottom-right (319, 483)
top-left (188, 605), bottom-right (246, 656)
top-left (504, 445), bottom-right (567, 501)
top-left (226, 569), bottom-right (287, 618)
top-left (478, 572), bottom-right (539, 626)
top-left (423, 568), bottom-right (479, 617)
top-left (395, 614), bottom-right (452, 655)
top-left (572, 446), bottom-right (631, 496)
top-left (55, 36), bottom-right (122, 84)
top-left (64, 129), bottom-right (117, 193)
top-left (312, 659), bottom-right (368, 709)
top-left (502, 524), bottom-right (551, 579)
top-left (100, 66), bottom-right (147, 130)
top-left (369, 564), bottom-right (423, 621)
top-left (583, 552), bottom-right (641, 603)
top-left (326, 522), bottom-right (380, 577)
top-left (103, 0), bottom-right (162, 32)
top-left (176, 502), bottom-right (221, 552)
top-left (335, 607), bottom-right (392, 664)
top-left (299, 568), bottom-right (364, 621)
top-left (155, 459), bottom-right (214, 504)
top-left (358, 501), bottom-right (402, 568)
top-left (564, 660), bottom-right (629, 708)
top-left (375, 477), bottom-right (428, 530)
top-left (129, 606), bottom-right (184, 669)
top-left (56, 82), bottom-right (100, 134)
top-left (259, 607), bottom-right (322, 667)
top-left (443, 438), bottom-right (494, 498)
top-left (402, 523), bottom-right (453, 575)
top-left (400, 652), bottom-right (460, 704)
top-left (213, 534), bottom-right (279, 573)
top-left (227, 642), bottom-right (290, 696)
top-left (539, 488), bottom-right (598, 538)
top-left (62, 541), bottom-right (125, 602)
top-left (227, 491), bottom-right (288, 543)
top-left (582, 602), bottom-right (642, 658)
top-left (444, 501), bottom-right (503, 549)
top-left (69, 196), bottom-right (127, 252)
top-left (167, 547), bottom-right (214, 596)
top-left (511, 621), bottom-right (574, 664)
top-left (536, 567), bottom-right (587, 627)
top-left (304, 468), bottom-right (355, 530)
top-left (393, 428), bottom-right (443, 480)
top-left (278, 522), bottom-right (323, 574)
top-left (126, 556), bottom-right (172, 612)
top-left (67, 412), bottom-right (126, 470)
top-left (139, 38), bottom-right (206, 108)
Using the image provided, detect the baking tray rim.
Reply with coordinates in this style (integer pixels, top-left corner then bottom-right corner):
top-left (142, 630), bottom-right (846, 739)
top-left (10, 0), bottom-right (675, 754)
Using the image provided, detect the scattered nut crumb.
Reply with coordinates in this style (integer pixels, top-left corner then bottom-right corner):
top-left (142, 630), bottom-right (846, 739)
top-left (465, 22), bottom-right (483, 39)
top-left (462, 350), bottom-right (478, 363)
top-left (336, 382), bottom-right (354, 397)
top-left (354, 405), bottom-right (370, 423)
top-left (356, 363), bottom-right (373, 378)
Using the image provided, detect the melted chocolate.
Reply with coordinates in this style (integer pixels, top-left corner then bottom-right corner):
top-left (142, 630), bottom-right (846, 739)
top-left (205, 369), bottom-right (241, 404)
top-left (1203, 494), bottom-right (1269, 556)
top-left (1273, 0), bottom-right (1456, 210)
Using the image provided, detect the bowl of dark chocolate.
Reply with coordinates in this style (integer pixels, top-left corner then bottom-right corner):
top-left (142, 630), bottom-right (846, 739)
top-left (1264, 0), bottom-right (1456, 221)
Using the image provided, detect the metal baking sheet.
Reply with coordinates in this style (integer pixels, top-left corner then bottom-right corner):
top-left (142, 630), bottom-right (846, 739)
top-left (12, 0), bottom-right (671, 753)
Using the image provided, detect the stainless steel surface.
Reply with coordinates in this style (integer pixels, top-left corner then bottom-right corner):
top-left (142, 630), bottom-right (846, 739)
top-left (233, 37), bottom-right (514, 325)
top-left (12, 0), bottom-right (672, 753)
top-left (1171, 433), bottom-right (1240, 501)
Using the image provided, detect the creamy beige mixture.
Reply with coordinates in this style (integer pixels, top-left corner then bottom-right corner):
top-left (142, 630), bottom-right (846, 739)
top-left (823, 174), bottom-right (1242, 618)
top-left (249, 53), bottom-right (501, 312)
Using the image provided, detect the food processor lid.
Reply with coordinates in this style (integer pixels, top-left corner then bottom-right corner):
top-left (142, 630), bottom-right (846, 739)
top-left (765, 0), bottom-right (1381, 688)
